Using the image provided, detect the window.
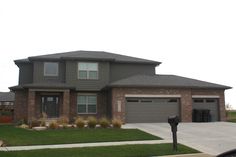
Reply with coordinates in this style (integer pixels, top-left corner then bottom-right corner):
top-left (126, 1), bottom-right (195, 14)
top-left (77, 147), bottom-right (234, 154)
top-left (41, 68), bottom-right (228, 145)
top-left (78, 62), bottom-right (98, 79)
top-left (77, 95), bottom-right (97, 114)
top-left (44, 62), bottom-right (59, 76)
top-left (194, 99), bottom-right (204, 103)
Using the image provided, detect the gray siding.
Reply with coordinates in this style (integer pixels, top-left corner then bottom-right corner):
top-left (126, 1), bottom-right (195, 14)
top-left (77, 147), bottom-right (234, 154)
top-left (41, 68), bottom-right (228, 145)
top-left (65, 61), bottom-right (110, 91)
top-left (33, 61), bottom-right (65, 83)
top-left (110, 63), bottom-right (155, 82)
top-left (18, 63), bottom-right (33, 84)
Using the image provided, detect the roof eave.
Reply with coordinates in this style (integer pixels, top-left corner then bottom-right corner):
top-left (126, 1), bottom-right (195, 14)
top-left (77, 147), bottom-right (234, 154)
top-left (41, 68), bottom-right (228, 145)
top-left (108, 84), bottom-right (231, 90)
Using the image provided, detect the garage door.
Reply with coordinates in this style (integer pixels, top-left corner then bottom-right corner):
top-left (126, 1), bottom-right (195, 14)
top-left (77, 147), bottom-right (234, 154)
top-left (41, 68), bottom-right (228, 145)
top-left (192, 98), bottom-right (219, 121)
top-left (126, 98), bottom-right (180, 123)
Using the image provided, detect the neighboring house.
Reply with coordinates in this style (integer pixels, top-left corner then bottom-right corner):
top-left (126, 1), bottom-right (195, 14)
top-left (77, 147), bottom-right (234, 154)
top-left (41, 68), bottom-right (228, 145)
top-left (0, 92), bottom-right (15, 111)
top-left (9, 51), bottom-right (231, 123)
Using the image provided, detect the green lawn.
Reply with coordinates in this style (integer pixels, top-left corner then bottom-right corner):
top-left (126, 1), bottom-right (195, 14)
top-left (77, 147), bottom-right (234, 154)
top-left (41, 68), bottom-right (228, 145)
top-left (0, 125), bottom-right (161, 146)
top-left (0, 144), bottom-right (199, 157)
top-left (227, 110), bottom-right (236, 122)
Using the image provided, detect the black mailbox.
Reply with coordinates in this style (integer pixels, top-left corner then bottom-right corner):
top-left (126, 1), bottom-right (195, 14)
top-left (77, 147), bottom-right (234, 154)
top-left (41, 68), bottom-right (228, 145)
top-left (168, 116), bottom-right (180, 151)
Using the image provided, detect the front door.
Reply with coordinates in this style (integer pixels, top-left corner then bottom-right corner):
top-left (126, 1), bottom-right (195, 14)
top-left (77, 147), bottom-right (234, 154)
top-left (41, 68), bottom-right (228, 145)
top-left (41, 96), bottom-right (59, 118)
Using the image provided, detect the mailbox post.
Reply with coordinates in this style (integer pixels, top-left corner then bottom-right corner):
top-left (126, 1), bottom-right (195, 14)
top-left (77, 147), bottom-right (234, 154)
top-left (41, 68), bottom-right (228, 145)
top-left (168, 116), bottom-right (179, 151)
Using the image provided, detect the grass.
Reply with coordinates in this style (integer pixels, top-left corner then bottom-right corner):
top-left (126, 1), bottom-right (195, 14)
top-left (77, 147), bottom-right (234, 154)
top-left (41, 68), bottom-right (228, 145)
top-left (0, 125), bottom-right (161, 146)
top-left (0, 144), bottom-right (199, 157)
top-left (226, 110), bottom-right (236, 122)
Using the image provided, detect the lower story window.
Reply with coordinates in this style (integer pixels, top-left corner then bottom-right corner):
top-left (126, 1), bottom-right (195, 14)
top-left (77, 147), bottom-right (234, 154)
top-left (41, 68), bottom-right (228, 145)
top-left (77, 95), bottom-right (97, 114)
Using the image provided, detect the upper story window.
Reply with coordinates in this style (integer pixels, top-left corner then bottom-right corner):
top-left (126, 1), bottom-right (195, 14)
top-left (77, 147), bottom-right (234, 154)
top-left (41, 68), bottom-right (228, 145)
top-left (78, 62), bottom-right (98, 80)
top-left (44, 62), bottom-right (59, 76)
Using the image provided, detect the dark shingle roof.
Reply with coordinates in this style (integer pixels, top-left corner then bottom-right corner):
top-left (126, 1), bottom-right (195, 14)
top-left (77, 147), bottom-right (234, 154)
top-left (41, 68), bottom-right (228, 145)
top-left (109, 75), bottom-right (231, 89)
top-left (0, 92), bottom-right (15, 102)
top-left (9, 83), bottom-right (75, 90)
top-left (15, 51), bottom-right (161, 65)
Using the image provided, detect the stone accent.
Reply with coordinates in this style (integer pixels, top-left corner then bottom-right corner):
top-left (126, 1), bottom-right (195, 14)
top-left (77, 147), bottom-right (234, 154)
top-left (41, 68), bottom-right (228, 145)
top-left (111, 87), bottom-right (226, 123)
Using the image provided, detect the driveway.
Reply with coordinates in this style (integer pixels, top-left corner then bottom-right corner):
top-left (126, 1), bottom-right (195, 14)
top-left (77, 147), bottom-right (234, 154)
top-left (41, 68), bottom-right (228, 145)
top-left (123, 122), bottom-right (236, 156)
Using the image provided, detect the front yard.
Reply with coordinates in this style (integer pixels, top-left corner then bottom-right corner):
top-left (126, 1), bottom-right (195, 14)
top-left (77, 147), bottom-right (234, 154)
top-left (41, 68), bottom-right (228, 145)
top-left (0, 144), bottom-right (199, 157)
top-left (0, 125), bottom-right (161, 146)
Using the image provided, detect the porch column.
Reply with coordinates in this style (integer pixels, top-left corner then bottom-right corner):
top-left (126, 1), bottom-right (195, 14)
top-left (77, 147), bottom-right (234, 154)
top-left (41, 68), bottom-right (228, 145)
top-left (28, 89), bottom-right (36, 121)
top-left (62, 90), bottom-right (70, 117)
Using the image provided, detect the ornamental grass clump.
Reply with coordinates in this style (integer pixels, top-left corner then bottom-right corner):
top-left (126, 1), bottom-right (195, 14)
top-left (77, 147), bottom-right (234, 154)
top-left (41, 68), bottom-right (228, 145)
top-left (112, 118), bottom-right (122, 129)
top-left (49, 121), bottom-right (59, 129)
top-left (75, 117), bottom-right (85, 128)
top-left (99, 117), bottom-right (110, 128)
top-left (87, 116), bottom-right (97, 128)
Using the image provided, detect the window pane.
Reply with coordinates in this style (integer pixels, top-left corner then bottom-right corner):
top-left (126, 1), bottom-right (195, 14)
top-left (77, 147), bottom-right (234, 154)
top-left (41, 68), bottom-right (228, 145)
top-left (78, 63), bottom-right (87, 70)
top-left (44, 62), bottom-right (58, 76)
top-left (77, 96), bottom-right (86, 104)
top-left (87, 63), bottom-right (98, 71)
top-left (79, 71), bottom-right (87, 79)
top-left (89, 71), bottom-right (98, 79)
top-left (88, 105), bottom-right (96, 113)
top-left (78, 105), bottom-right (86, 113)
top-left (88, 96), bottom-right (96, 104)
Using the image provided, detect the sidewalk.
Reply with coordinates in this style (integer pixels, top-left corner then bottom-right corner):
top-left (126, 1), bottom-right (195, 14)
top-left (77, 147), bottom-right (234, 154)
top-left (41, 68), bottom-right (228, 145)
top-left (0, 140), bottom-right (170, 151)
top-left (161, 153), bottom-right (213, 157)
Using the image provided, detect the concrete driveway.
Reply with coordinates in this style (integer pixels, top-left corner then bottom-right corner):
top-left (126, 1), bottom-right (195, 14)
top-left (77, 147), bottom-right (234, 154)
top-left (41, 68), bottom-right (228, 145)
top-left (123, 122), bottom-right (236, 156)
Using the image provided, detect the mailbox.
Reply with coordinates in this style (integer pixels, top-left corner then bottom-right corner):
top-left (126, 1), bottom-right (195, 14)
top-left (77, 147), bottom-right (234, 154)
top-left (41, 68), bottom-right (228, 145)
top-left (168, 116), bottom-right (180, 151)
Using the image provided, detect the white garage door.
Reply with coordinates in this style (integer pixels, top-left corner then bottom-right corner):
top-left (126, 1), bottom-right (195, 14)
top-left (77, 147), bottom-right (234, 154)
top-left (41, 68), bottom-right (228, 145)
top-left (126, 98), bottom-right (180, 123)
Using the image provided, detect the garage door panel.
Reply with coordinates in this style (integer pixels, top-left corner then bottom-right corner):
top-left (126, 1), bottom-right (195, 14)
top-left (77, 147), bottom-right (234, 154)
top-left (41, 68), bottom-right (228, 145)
top-left (192, 99), bottom-right (219, 122)
top-left (126, 98), bottom-right (180, 123)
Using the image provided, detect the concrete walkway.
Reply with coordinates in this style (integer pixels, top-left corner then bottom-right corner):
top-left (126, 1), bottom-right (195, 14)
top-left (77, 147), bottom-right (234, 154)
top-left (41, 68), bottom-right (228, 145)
top-left (0, 140), bottom-right (170, 151)
top-left (161, 153), bottom-right (213, 157)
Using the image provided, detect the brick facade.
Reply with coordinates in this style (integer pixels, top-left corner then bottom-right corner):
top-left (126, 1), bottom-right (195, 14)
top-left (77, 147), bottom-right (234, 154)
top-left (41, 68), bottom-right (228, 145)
top-left (13, 87), bottom-right (226, 123)
top-left (13, 89), bottom-right (108, 122)
top-left (111, 87), bottom-right (226, 122)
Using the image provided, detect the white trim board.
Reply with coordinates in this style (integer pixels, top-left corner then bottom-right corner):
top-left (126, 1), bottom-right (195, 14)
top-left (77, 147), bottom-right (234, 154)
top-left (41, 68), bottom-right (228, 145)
top-left (125, 94), bottom-right (181, 98)
top-left (192, 95), bottom-right (220, 98)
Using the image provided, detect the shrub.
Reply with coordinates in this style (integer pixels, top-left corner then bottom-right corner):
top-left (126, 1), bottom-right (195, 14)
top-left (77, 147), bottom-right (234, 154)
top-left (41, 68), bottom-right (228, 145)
top-left (87, 116), bottom-right (97, 128)
top-left (19, 124), bottom-right (29, 129)
top-left (16, 119), bottom-right (27, 126)
top-left (112, 118), bottom-right (122, 129)
top-left (29, 118), bottom-right (41, 128)
top-left (75, 117), bottom-right (85, 128)
top-left (57, 116), bottom-right (69, 125)
top-left (49, 121), bottom-right (59, 129)
top-left (99, 117), bottom-right (110, 128)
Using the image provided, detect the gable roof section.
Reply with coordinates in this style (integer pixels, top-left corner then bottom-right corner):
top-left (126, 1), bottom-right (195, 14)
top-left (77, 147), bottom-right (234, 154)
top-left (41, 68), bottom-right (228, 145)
top-left (0, 92), bottom-right (15, 102)
top-left (109, 75), bottom-right (231, 89)
top-left (15, 51), bottom-right (161, 65)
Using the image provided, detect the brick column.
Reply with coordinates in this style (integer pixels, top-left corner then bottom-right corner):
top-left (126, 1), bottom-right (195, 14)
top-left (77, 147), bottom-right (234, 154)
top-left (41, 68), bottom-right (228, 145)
top-left (180, 89), bottom-right (192, 122)
top-left (219, 90), bottom-right (226, 121)
top-left (28, 90), bottom-right (36, 121)
top-left (62, 90), bottom-right (70, 117)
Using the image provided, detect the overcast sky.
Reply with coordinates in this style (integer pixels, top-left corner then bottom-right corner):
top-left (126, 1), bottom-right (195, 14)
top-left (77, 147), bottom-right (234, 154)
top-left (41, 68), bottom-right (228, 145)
top-left (0, 0), bottom-right (235, 108)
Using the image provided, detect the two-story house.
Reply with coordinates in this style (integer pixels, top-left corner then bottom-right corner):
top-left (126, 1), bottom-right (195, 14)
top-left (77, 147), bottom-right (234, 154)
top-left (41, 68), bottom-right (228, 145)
top-left (9, 51), bottom-right (231, 123)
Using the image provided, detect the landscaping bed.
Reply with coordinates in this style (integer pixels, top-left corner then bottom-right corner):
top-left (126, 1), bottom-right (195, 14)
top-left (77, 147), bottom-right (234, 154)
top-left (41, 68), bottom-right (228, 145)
top-left (0, 144), bottom-right (199, 157)
top-left (0, 125), bottom-right (161, 146)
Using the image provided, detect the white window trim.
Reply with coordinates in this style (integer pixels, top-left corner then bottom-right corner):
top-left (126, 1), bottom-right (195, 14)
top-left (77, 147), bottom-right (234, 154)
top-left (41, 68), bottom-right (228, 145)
top-left (44, 62), bottom-right (59, 76)
top-left (78, 62), bottom-right (98, 80)
top-left (77, 94), bottom-right (97, 114)
top-left (125, 94), bottom-right (181, 98)
top-left (192, 95), bottom-right (220, 98)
